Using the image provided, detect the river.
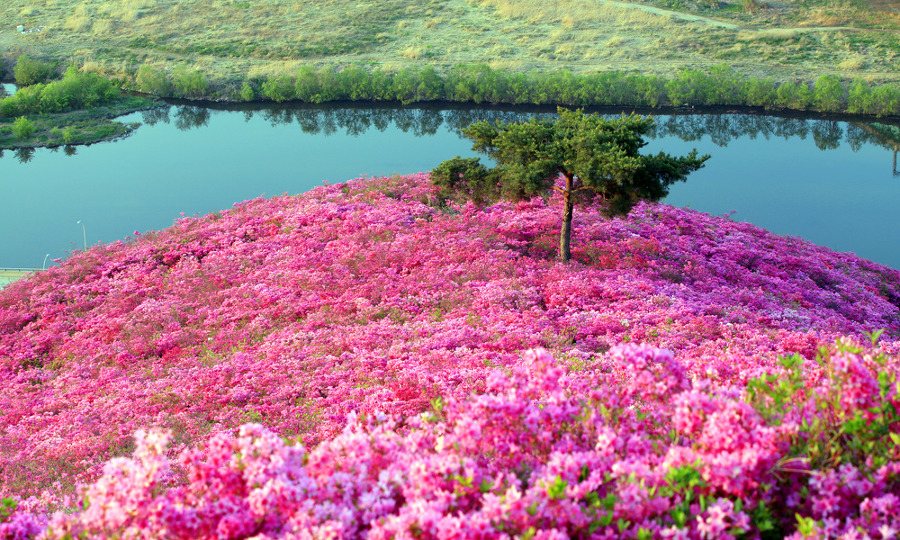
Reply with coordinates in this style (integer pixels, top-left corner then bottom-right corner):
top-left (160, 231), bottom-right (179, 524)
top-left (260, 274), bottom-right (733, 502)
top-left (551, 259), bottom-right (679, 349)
top-left (1, 103), bottom-right (898, 270)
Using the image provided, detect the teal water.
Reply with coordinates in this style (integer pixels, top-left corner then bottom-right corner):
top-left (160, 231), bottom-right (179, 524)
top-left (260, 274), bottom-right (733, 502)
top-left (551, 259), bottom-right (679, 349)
top-left (1, 104), bottom-right (898, 270)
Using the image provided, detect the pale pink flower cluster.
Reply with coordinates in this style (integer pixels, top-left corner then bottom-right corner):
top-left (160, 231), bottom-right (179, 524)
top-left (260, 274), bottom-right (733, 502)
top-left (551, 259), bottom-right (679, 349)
top-left (1, 173), bottom-right (899, 538)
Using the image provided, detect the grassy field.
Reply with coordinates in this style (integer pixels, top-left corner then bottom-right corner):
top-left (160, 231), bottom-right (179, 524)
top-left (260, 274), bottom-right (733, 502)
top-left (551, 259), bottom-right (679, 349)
top-left (1, 0), bottom-right (899, 92)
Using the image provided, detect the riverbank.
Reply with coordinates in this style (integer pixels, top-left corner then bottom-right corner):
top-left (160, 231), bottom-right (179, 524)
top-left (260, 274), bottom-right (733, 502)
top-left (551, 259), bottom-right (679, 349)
top-left (61, 62), bottom-right (900, 120)
top-left (0, 95), bottom-right (157, 151)
top-left (201, 63), bottom-right (900, 117)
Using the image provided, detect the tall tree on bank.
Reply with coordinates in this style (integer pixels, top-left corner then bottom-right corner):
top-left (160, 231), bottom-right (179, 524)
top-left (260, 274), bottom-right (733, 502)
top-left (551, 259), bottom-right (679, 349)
top-left (432, 108), bottom-right (710, 261)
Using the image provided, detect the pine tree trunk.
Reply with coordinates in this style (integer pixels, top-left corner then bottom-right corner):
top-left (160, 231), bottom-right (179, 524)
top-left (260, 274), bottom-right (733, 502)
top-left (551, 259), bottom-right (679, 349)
top-left (559, 174), bottom-right (574, 262)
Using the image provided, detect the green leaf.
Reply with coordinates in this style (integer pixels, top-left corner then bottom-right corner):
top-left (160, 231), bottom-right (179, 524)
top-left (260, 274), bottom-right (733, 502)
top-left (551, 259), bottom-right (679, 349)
top-left (1, 497), bottom-right (18, 520)
top-left (546, 475), bottom-right (568, 500)
top-left (453, 474), bottom-right (473, 488)
top-left (430, 396), bottom-right (444, 413)
top-left (865, 329), bottom-right (885, 345)
top-left (753, 502), bottom-right (775, 532)
top-left (602, 491), bottom-right (618, 510)
top-left (796, 514), bottom-right (818, 536)
top-left (778, 354), bottom-right (802, 370)
top-left (578, 465), bottom-right (590, 482)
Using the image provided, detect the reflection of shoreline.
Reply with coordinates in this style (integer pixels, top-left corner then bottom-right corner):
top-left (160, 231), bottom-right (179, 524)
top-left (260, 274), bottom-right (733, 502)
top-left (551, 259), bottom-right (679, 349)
top-left (144, 103), bottom-right (900, 157)
top-left (6, 102), bottom-right (899, 167)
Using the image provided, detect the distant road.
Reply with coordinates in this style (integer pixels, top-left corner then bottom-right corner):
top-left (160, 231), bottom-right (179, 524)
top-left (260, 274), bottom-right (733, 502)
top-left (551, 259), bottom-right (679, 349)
top-left (0, 268), bottom-right (39, 288)
top-left (600, 0), bottom-right (899, 34)
top-left (601, 0), bottom-right (740, 28)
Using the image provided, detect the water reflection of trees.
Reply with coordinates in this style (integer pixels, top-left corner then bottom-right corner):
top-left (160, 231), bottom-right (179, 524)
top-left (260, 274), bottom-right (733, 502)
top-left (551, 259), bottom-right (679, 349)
top-left (89, 103), bottom-right (900, 170)
top-left (143, 105), bottom-right (209, 130)
top-left (198, 105), bottom-right (900, 173)
top-left (2, 101), bottom-right (898, 165)
top-left (15, 148), bottom-right (34, 164)
top-left (652, 115), bottom-right (857, 152)
top-left (174, 106), bottom-right (211, 130)
top-left (0, 148), bottom-right (35, 163)
top-left (147, 104), bottom-right (900, 157)
top-left (852, 123), bottom-right (900, 176)
top-left (141, 107), bottom-right (171, 126)
top-left (256, 107), bottom-right (455, 137)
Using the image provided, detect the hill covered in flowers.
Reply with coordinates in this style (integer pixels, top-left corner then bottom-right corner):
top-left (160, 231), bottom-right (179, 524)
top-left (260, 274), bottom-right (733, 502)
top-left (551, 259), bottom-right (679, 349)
top-left (1, 173), bottom-right (899, 538)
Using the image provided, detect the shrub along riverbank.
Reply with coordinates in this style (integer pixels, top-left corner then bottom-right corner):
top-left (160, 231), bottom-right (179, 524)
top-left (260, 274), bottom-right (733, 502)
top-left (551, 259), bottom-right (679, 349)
top-left (0, 64), bottom-right (155, 150)
top-left (128, 62), bottom-right (900, 118)
top-left (3, 58), bottom-right (899, 152)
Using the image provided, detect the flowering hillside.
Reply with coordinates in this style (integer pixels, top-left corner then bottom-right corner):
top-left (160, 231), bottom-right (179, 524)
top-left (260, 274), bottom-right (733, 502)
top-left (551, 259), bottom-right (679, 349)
top-left (1, 173), bottom-right (899, 538)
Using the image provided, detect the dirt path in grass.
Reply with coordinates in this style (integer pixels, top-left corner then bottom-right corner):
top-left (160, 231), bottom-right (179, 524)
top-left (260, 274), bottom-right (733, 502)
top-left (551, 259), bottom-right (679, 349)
top-left (602, 0), bottom-right (741, 28)
top-left (599, 0), bottom-right (900, 34)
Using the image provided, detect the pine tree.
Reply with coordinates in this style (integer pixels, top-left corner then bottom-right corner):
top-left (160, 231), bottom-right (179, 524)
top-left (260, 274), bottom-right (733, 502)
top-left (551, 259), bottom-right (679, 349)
top-left (432, 108), bottom-right (709, 261)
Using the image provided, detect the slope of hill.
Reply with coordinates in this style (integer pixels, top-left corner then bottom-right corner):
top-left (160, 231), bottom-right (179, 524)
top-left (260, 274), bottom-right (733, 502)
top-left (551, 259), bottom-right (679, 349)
top-left (1, 173), bottom-right (899, 537)
top-left (2, 0), bottom-right (899, 91)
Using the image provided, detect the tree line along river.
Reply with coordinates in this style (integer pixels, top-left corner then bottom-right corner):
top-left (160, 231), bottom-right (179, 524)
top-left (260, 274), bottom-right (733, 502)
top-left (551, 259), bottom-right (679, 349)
top-left (1, 102), bottom-right (898, 272)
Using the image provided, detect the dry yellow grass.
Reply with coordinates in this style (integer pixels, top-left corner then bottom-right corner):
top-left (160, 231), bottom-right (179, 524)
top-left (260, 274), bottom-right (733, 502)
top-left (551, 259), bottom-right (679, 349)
top-left (800, 9), bottom-right (848, 26)
top-left (79, 59), bottom-right (103, 73)
top-left (63, 16), bottom-right (91, 33)
top-left (478, 0), bottom-right (679, 29)
top-left (401, 46), bottom-right (424, 60)
top-left (838, 56), bottom-right (865, 70)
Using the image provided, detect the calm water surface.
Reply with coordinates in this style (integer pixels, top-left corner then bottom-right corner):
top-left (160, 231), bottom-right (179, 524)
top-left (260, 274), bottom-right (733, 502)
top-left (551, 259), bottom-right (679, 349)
top-left (1, 104), bottom-right (898, 270)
